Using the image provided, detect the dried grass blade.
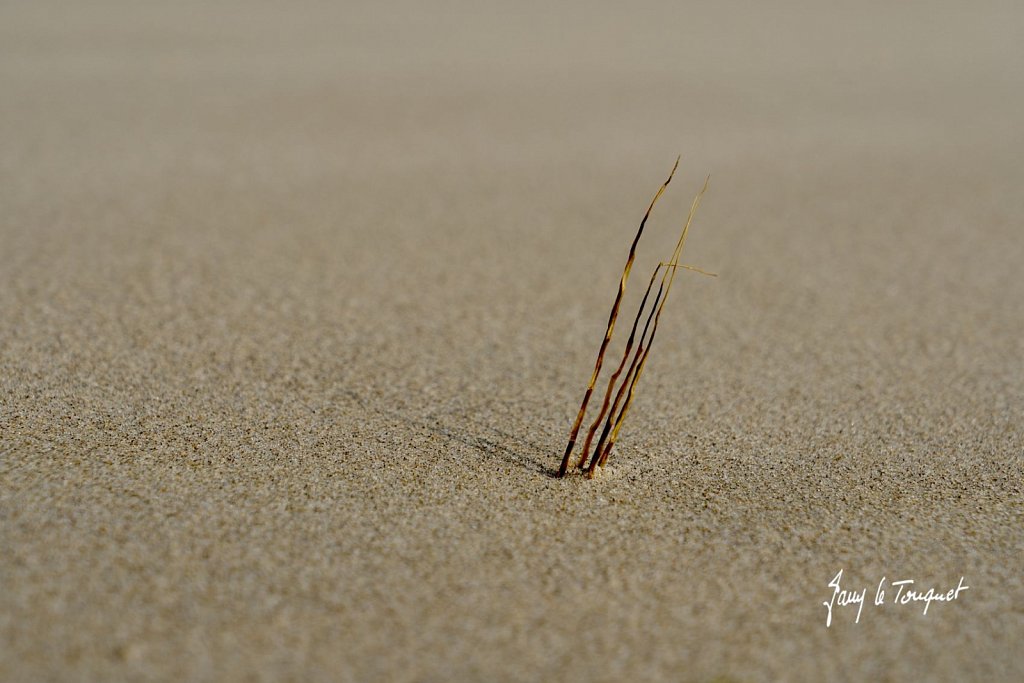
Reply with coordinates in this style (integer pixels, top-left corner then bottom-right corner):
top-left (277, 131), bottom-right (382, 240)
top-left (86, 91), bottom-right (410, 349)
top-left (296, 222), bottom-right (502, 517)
top-left (557, 157), bottom-right (681, 477)
top-left (577, 262), bottom-right (678, 468)
top-left (596, 177), bottom-right (710, 469)
top-left (585, 265), bottom-right (668, 474)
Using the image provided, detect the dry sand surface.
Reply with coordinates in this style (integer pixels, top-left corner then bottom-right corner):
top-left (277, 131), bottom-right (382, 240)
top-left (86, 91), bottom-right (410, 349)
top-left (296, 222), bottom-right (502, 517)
top-left (2, 1), bottom-right (1022, 681)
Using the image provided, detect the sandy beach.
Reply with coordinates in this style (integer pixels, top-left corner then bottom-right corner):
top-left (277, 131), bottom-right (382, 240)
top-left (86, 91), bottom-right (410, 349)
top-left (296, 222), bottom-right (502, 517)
top-left (2, 1), bottom-right (1022, 680)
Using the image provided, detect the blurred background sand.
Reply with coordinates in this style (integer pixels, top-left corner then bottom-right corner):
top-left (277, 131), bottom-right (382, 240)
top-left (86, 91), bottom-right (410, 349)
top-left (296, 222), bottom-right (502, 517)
top-left (2, 1), bottom-right (1022, 680)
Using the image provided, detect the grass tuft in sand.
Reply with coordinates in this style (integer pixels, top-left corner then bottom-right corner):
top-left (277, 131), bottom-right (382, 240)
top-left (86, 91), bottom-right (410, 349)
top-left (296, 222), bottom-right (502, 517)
top-left (558, 161), bottom-right (713, 478)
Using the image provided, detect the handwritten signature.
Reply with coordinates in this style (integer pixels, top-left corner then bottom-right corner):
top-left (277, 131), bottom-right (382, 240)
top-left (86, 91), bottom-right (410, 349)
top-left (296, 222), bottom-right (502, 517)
top-left (823, 569), bottom-right (968, 627)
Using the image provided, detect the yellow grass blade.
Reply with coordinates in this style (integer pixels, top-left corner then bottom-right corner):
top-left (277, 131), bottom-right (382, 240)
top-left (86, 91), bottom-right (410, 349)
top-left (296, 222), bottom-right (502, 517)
top-left (680, 264), bottom-right (717, 277)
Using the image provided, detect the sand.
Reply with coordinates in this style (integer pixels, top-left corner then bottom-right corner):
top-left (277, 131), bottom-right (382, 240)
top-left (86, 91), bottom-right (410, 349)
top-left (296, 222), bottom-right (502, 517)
top-left (2, 1), bottom-right (1022, 681)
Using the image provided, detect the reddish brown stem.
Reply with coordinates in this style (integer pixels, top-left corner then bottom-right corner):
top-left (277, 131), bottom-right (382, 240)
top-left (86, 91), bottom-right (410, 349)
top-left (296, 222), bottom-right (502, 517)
top-left (557, 157), bottom-right (680, 477)
top-left (596, 177), bottom-right (710, 469)
top-left (578, 262), bottom-right (677, 469)
top-left (586, 275), bottom-right (666, 474)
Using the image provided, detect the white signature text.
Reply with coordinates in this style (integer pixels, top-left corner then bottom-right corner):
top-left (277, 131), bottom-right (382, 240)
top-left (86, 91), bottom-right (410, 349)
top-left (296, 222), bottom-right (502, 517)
top-left (823, 569), bottom-right (968, 627)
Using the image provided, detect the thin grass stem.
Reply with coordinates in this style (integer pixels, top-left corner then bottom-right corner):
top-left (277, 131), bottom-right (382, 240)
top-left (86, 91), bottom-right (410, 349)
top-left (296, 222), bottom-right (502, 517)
top-left (557, 157), bottom-right (680, 477)
top-left (595, 177), bottom-right (710, 469)
top-left (585, 266), bottom-right (667, 474)
top-left (577, 261), bottom-right (682, 469)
